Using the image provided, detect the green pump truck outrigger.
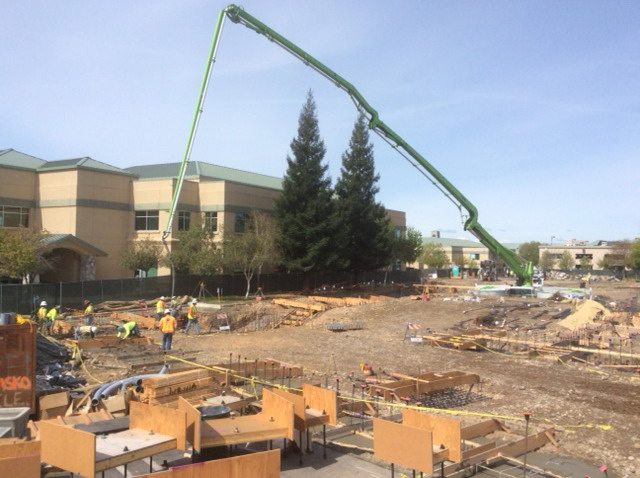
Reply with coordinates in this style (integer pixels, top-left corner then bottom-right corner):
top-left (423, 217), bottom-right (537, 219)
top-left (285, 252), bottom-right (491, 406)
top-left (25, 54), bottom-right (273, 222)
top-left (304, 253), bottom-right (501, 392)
top-left (163, 4), bottom-right (535, 286)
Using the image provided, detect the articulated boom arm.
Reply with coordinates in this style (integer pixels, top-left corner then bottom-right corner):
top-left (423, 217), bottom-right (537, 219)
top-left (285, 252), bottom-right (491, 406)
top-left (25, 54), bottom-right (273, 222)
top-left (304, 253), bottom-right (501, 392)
top-left (167, 4), bottom-right (533, 285)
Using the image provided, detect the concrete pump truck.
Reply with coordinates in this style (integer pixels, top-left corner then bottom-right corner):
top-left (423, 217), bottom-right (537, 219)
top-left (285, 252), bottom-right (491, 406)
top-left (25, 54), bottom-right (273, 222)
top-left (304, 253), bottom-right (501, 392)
top-left (162, 4), bottom-right (536, 290)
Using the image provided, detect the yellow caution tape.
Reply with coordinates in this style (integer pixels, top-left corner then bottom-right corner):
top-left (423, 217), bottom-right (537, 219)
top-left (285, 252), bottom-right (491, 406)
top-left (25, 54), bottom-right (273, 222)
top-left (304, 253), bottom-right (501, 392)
top-left (72, 345), bottom-right (104, 384)
top-left (162, 354), bottom-right (613, 432)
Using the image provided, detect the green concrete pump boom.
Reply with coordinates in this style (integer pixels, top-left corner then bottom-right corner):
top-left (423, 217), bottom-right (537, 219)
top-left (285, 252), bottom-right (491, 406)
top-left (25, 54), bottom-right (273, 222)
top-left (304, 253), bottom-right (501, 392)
top-left (165, 4), bottom-right (534, 286)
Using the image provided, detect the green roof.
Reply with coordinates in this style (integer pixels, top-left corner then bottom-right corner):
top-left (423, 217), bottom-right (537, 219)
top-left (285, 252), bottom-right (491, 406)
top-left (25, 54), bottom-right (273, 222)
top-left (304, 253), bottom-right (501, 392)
top-left (38, 157), bottom-right (135, 176)
top-left (0, 149), bottom-right (46, 170)
top-left (0, 150), bottom-right (133, 176)
top-left (125, 161), bottom-right (282, 190)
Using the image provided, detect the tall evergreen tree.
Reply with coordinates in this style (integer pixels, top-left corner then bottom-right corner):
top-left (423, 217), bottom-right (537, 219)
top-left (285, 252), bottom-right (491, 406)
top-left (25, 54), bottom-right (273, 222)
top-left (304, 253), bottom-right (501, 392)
top-left (275, 91), bottom-right (337, 279)
top-left (334, 114), bottom-right (391, 278)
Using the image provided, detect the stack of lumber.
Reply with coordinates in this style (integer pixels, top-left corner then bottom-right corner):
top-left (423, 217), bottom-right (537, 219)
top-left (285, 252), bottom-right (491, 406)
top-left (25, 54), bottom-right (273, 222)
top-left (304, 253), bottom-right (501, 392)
top-left (272, 298), bottom-right (328, 311)
top-left (309, 295), bottom-right (391, 307)
top-left (139, 369), bottom-right (214, 407)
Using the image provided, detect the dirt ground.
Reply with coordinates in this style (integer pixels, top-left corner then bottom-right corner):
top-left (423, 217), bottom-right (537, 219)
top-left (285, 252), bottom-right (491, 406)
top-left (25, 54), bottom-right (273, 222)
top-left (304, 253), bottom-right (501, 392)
top-left (129, 279), bottom-right (640, 477)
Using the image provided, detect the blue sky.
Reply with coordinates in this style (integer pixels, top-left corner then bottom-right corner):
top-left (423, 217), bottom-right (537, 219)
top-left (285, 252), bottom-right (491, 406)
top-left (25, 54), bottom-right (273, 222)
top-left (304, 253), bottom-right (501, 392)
top-left (2, 1), bottom-right (638, 244)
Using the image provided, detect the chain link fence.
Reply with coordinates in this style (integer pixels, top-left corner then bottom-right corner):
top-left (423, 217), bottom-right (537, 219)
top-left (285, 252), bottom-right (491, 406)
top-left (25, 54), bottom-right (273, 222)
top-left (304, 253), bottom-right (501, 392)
top-left (0, 269), bottom-right (421, 315)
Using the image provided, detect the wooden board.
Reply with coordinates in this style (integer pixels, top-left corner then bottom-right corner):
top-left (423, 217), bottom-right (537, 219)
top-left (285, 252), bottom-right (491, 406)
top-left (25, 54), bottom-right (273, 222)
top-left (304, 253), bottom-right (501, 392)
top-left (178, 396), bottom-right (202, 453)
top-left (442, 429), bottom-right (553, 475)
top-left (461, 419), bottom-right (502, 439)
top-left (270, 388), bottom-right (307, 431)
top-left (199, 414), bottom-right (290, 448)
top-left (0, 454), bottom-right (41, 478)
top-left (373, 418), bottom-right (433, 473)
top-left (402, 409), bottom-right (462, 462)
top-left (262, 388), bottom-right (295, 440)
top-left (135, 449), bottom-right (280, 478)
top-left (39, 420), bottom-right (96, 477)
top-left (303, 383), bottom-right (338, 426)
top-left (369, 379), bottom-right (416, 401)
top-left (129, 401), bottom-right (187, 450)
top-left (142, 369), bottom-right (212, 388)
top-left (94, 428), bottom-right (177, 472)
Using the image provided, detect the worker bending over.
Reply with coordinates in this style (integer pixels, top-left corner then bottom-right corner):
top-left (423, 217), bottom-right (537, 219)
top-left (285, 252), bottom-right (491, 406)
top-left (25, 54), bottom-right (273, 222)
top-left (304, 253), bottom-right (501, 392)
top-left (116, 321), bottom-right (140, 340)
top-left (74, 325), bottom-right (97, 339)
top-left (159, 309), bottom-right (177, 352)
top-left (184, 298), bottom-right (201, 335)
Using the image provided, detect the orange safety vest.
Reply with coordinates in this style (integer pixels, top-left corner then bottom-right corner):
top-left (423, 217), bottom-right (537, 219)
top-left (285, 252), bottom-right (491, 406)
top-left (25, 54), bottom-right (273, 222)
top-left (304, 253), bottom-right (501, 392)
top-left (160, 315), bottom-right (176, 333)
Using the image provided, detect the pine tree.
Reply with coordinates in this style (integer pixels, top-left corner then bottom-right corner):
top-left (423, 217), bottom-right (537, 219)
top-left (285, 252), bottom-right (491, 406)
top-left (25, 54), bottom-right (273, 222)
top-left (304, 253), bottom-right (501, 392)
top-left (275, 91), bottom-right (337, 279)
top-left (334, 114), bottom-right (391, 279)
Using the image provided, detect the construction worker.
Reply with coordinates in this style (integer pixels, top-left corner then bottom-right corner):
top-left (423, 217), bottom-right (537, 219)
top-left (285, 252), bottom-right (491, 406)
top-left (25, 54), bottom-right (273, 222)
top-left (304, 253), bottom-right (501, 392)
top-left (184, 298), bottom-right (201, 335)
top-left (116, 321), bottom-right (140, 340)
top-left (160, 309), bottom-right (177, 352)
top-left (44, 305), bottom-right (60, 335)
top-left (156, 296), bottom-right (166, 320)
top-left (37, 301), bottom-right (48, 323)
top-left (83, 300), bottom-right (94, 325)
top-left (74, 325), bottom-right (97, 339)
top-left (170, 296), bottom-right (182, 319)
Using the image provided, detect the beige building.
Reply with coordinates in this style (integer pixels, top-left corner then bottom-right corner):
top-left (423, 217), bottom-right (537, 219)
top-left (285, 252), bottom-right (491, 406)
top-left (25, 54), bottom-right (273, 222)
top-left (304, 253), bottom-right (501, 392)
top-left (413, 234), bottom-right (491, 269)
top-left (539, 242), bottom-right (621, 270)
top-left (1, 149), bottom-right (406, 281)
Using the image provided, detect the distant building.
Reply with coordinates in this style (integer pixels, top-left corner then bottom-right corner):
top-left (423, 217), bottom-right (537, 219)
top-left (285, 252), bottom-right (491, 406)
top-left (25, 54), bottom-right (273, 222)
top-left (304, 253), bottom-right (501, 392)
top-left (0, 149), bottom-right (406, 281)
top-left (413, 235), bottom-right (491, 269)
top-left (539, 241), bottom-right (622, 270)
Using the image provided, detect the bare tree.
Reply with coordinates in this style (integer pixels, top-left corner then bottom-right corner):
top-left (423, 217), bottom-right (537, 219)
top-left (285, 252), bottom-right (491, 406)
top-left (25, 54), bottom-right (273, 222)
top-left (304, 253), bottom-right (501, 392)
top-left (224, 211), bottom-right (280, 298)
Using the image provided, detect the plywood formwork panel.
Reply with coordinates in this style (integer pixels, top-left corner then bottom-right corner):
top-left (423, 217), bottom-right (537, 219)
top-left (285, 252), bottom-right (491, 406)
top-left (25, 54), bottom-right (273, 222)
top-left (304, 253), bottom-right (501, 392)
top-left (135, 450), bottom-right (280, 478)
top-left (39, 420), bottom-right (96, 477)
top-left (461, 419), bottom-right (502, 440)
top-left (402, 409), bottom-right (462, 462)
top-left (129, 401), bottom-right (187, 450)
top-left (270, 388), bottom-right (307, 431)
top-left (303, 384), bottom-right (338, 426)
top-left (369, 379), bottom-right (415, 401)
top-left (415, 373), bottom-right (480, 395)
top-left (179, 396), bottom-right (202, 452)
top-left (442, 429), bottom-right (554, 475)
top-left (373, 418), bottom-right (433, 473)
top-left (262, 388), bottom-right (295, 440)
top-left (94, 429), bottom-right (177, 472)
top-left (196, 389), bottom-right (295, 449)
top-left (0, 439), bottom-right (40, 478)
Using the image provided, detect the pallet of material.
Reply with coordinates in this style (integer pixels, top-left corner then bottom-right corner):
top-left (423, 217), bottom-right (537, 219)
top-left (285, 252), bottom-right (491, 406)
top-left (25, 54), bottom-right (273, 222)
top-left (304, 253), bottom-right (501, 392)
top-left (139, 369), bottom-right (214, 407)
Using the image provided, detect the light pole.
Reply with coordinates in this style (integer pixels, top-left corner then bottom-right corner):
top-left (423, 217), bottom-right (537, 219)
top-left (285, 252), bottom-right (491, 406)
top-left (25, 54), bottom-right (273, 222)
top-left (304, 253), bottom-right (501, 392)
top-left (550, 235), bottom-right (556, 246)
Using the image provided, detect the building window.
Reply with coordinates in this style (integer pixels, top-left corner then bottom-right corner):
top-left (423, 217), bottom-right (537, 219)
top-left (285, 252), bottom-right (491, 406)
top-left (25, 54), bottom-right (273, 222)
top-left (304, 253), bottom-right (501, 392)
top-left (135, 210), bottom-right (159, 231)
top-left (235, 212), bottom-right (249, 233)
top-left (469, 253), bottom-right (480, 260)
top-left (178, 211), bottom-right (191, 231)
top-left (204, 212), bottom-right (218, 232)
top-left (0, 206), bottom-right (29, 228)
